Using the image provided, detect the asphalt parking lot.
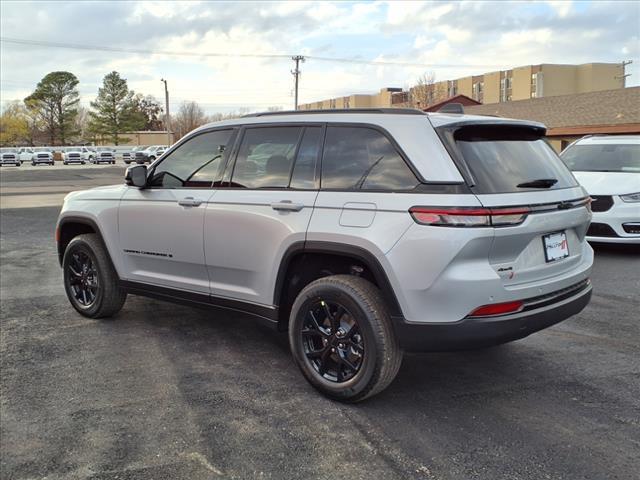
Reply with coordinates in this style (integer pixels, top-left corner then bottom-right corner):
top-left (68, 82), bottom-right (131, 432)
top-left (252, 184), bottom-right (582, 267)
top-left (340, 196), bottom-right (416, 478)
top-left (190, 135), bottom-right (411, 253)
top-left (1, 166), bottom-right (639, 480)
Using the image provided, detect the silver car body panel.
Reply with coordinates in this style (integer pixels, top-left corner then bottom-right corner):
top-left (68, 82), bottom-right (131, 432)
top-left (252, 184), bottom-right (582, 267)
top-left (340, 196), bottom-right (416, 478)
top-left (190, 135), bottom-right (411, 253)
top-left (58, 111), bottom-right (594, 332)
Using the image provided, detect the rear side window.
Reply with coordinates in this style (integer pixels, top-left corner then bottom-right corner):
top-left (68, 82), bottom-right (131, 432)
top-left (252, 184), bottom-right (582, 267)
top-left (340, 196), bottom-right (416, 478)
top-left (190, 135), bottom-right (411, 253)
top-left (321, 126), bottom-right (419, 190)
top-left (290, 127), bottom-right (322, 189)
top-left (446, 125), bottom-right (577, 194)
top-left (231, 127), bottom-right (302, 188)
top-left (561, 143), bottom-right (640, 173)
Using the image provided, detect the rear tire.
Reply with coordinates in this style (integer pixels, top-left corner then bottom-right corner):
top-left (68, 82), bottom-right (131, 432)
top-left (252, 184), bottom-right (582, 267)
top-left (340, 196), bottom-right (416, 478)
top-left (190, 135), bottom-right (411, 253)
top-left (288, 275), bottom-right (402, 402)
top-left (63, 234), bottom-right (127, 318)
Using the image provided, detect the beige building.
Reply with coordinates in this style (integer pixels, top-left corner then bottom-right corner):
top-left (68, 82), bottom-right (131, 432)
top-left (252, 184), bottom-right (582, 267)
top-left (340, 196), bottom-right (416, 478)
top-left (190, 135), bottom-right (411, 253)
top-left (300, 88), bottom-right (405, 110)
top-left (299, 62), bottom-right (626, 110)
top-left (95, 131), bottom-right (176, 146)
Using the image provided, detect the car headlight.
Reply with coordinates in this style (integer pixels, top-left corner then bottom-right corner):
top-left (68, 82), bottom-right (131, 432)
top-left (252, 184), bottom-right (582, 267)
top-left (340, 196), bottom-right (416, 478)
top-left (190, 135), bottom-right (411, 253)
top-left (620, 192), bottom-right (640, 203)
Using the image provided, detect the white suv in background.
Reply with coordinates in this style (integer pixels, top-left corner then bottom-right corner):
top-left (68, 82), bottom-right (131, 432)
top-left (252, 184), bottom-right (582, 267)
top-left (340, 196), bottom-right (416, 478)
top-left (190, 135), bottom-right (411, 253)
top-left (56, 109), bottom-right (593, 401)
top-left (63, 147), bottom-right (87, 165)
top-left (17, 147), bottom-right (35, 163)
top-left (0, 148), bottom-right (21, 166)
top-left (32, 148), bottom-right (54, 165)
top-left (561, 135), bottom-right (640, 244)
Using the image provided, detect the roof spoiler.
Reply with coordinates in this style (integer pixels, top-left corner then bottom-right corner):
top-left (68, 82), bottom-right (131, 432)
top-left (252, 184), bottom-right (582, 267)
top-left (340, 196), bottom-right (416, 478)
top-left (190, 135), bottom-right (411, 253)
top-left (438, 103), bottom-right (464, 114)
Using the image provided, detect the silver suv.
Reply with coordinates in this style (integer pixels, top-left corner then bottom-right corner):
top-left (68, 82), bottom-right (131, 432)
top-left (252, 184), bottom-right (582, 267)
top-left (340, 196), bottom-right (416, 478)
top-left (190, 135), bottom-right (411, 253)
top-left (56, 109), bottom-right (593, 401)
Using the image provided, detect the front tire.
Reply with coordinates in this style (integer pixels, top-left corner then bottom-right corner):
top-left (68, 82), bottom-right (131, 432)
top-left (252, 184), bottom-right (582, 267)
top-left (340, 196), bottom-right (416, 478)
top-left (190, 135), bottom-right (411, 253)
top-left (288, 275), bottom-right (402, 402)
top-left (63, 234), bottom-right (127, 318)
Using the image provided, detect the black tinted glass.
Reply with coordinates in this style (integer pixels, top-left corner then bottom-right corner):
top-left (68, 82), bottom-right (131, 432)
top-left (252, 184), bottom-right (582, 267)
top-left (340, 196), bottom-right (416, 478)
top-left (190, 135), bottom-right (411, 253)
top-left (149, 130), bottom-right (233, 188)
top-left (232, 127), bottom-right (302, 188)
top-left (290, 127), bottom-right (322, 189)
top-left (321, 126), bottom-right (418, 190)
top-left (561, 143), bottom-right (640, 173)
top-left (451, 126), bottom-right (577, 194)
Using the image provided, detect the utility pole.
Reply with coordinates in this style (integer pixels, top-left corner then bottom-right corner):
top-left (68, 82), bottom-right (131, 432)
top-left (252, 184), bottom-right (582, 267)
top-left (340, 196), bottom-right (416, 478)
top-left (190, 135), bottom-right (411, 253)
top-left (616, 60), bottom-right (632, 88)
top-left (291, 55), bottom-right (305, 110)
top-left (161, 78), bottom-right (171, 145)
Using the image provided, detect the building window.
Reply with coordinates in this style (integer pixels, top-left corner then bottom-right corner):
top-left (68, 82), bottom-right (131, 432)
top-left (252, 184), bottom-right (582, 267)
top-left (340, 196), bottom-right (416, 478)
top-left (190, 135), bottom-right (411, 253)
top-left (448, 81), bottom-right (457, 97)
top-left (472, 82), bottom-right (484, 102)
top-left (344, 97), bottom-right (350, 109)
top-left (531, 72), bottom-right (543, 98)
top-left (330, 98), bottom-right (336, 109)
top-left (500, 76), bottom-right (512, 102)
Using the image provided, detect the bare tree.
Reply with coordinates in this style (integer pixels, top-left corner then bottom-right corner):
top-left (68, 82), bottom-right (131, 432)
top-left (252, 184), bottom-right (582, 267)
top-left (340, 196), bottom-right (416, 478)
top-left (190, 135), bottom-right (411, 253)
top-left (206, 109), bottom-right (246, 124)
top-left (408, 72), bottom-right (445, 109)
top-left (174, 101), bottom-right (207, 138)
top-left (74, 106), bottom-right (90, 143)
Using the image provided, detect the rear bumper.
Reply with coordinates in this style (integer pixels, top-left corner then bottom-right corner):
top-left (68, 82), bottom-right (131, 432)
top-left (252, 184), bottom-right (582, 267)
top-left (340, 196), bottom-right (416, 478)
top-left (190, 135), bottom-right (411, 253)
top-left (393, 281), bottom-right (592, 352)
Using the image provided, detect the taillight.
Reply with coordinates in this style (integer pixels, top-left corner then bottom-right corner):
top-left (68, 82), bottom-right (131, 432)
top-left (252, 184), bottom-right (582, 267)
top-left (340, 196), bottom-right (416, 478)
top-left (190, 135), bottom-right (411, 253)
top-left (469, 300), bottom-right (524, 317)
top-left (55, 225), bottom-right (60, 243)
top-left (409, 206), bottom-right (530, 227)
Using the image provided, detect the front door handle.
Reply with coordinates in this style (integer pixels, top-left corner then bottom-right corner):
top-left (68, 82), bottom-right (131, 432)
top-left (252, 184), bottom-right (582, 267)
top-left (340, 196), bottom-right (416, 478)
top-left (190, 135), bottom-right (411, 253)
top-left (271, 200), bottom-right (304, 212)
top-left (178, 196), bottom-right (203, 207)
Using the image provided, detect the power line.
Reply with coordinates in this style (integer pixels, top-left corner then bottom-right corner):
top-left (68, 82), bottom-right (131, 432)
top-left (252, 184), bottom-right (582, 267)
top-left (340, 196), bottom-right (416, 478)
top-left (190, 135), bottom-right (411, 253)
top-left (0, 36), bottom-right (507, 69)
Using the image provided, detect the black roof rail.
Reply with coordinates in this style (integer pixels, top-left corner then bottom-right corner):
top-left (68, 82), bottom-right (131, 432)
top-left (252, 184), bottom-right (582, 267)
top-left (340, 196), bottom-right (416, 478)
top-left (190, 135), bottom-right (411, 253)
top-left (243, 108), bottom-right (426, 117)
top-left (437, 103), bottom-right (464, 114)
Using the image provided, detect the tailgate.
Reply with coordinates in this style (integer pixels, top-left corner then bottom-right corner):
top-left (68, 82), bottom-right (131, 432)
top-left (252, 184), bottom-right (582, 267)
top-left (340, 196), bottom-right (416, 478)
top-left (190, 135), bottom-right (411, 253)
top-left (477, 188), bottom-right (591, 286)
top-left (434, 121), bottom-right (591, 287)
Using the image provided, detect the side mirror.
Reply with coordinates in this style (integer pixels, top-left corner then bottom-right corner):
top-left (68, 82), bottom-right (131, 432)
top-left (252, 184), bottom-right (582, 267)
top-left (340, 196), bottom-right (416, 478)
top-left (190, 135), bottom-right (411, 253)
top-left (125, 164), bottom-right (147, 187)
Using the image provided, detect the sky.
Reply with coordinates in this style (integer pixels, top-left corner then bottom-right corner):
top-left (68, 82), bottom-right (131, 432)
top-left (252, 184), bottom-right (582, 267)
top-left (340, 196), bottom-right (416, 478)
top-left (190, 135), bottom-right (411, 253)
top-left (1, 0), bottom-right (638, 114)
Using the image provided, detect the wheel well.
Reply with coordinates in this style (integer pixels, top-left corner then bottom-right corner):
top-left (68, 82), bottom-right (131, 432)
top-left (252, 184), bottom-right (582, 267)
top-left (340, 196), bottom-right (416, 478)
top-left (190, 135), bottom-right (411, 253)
top-left (275, 250), bottom-right (401, 330)
top-left (57, 221), bottom-right (96, 264)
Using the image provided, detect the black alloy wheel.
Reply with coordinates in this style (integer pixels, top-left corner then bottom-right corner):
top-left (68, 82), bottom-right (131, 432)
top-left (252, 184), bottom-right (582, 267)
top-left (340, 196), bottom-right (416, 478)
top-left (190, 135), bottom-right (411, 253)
top-left (302, 299), bottom-right (365, 383)
top-left (67, 250), bottom-right (99, 307)
top-left (289, 275), bottom-right (402, 402)
top-left (62, 234), bottom-right (127, 318)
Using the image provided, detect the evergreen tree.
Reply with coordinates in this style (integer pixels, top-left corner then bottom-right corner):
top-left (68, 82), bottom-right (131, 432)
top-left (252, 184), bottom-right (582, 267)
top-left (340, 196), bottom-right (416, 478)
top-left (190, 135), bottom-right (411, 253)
top-left (24, 71), bottom-right (79, 145)
top-left (89, 72), bottom-right (143, 145)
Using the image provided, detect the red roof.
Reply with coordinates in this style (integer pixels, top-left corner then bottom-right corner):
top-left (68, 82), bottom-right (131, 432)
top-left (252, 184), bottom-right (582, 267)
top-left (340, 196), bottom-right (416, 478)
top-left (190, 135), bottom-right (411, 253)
top-left (423, 94), bottom-right (481, 112)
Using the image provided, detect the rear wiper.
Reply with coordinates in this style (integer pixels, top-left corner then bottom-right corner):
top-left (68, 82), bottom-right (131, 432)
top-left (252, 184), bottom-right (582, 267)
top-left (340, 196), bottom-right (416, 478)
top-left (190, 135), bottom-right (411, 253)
top-left (517, 178), bottom-right (558, 188)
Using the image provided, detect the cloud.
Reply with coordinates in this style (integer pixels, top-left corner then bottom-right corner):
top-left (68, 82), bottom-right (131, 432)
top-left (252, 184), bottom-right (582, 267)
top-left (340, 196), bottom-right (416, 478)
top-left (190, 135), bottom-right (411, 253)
top-left (1, 1), bottom-right (638, 114)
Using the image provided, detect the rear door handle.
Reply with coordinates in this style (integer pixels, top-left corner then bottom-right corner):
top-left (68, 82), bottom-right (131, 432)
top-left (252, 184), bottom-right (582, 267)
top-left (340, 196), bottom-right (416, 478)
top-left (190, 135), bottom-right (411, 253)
top-left (178, 196), bottom-right (203, 207)
top-left (271, 201), bottom-right (304, 212)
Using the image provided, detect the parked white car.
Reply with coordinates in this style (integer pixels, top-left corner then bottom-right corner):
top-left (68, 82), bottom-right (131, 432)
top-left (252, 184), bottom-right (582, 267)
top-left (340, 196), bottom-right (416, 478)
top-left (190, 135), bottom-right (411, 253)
top-left (561, 135), bottom-right (640, 244)
top-left (134, 145), bottom-right (167, 164)
top-left (63, 147), bottom-right (87, 165)
top-left (123, 146), bottom-right (143, 164)
top-left (91, 147), bottom-right (116, 164)
top-left (32, 148), bottom-right (54, 166)
top-left (0, 148), bottom-right (21, 166)
top-left (17, 147), bottom-right (35, 163)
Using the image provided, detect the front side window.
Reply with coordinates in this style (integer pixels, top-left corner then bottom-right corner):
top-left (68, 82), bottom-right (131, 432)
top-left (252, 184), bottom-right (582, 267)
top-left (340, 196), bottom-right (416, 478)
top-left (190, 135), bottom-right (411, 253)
top-left (321, 126), bottom-right (419, 190)
top-left (231, 127), bottom-right (302, 188)
top-left (148, 129), bottom-right (233, 188)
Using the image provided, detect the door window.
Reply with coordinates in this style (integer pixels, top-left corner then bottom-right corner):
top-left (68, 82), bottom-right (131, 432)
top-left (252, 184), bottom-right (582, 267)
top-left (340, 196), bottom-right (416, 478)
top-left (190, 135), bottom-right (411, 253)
top-left (321, 126), bottom-right (419, 190)
top-left (290, 127), bottom-right (322, 189)
top-left (148, 129), bottom-right (234, 188)
top-left (231, 127), bottom-right (303, 188)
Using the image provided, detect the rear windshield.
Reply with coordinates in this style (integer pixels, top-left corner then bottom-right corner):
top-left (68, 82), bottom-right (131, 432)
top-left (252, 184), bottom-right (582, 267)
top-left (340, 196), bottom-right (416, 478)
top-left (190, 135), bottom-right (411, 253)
top-left (444, 125), bottom-right (577, 194)
top-left (561, 143), bottom-right (640, 173)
